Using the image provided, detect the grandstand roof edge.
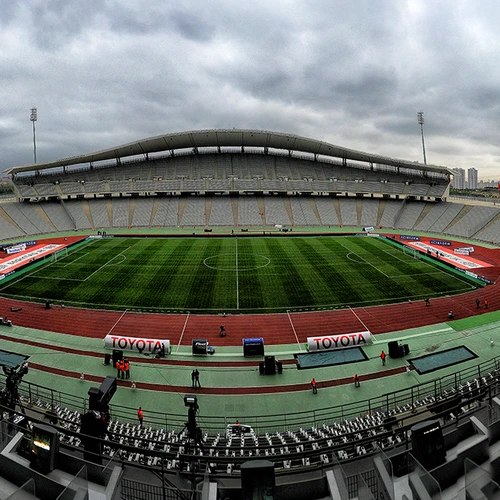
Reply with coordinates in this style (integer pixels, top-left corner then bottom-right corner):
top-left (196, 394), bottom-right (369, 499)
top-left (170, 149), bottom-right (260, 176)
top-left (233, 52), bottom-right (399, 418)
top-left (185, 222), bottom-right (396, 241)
top-left (3, 129), bottom-right (453, 176)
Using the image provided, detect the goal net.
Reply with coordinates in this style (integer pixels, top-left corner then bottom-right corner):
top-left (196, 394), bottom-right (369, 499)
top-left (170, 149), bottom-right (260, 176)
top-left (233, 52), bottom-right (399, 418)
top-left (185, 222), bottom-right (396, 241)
top-left (401, 246), bottom-right (420, 260)
top-left (50, 248), bottom-right (69, 262)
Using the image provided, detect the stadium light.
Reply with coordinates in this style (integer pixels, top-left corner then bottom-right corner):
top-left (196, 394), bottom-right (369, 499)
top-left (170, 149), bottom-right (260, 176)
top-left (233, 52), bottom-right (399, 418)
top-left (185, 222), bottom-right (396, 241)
top-left (30, 107), bottom-right (37, 164)
top-left (417, 111), bottom-right (427, 165)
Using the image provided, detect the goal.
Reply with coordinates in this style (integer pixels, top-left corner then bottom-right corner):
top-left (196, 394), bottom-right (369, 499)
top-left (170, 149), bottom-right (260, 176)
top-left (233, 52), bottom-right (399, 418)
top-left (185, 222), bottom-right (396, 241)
top-left (50, 248), bottom-right (69, 262)
top-left (401, 246), bottom-right (420, 260)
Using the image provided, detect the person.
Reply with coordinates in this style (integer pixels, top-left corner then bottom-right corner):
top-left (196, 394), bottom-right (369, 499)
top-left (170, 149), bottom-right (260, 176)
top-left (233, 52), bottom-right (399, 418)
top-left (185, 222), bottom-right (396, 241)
top-left (124, 358), bottom-right (130, 379)
top-left (116, 359), bottom-right (121, 379)
top-left (137, 407), bottom-right (143, 427)
top-left (191, 369), bottom-right (196, 388)
top-left (485, 299), bottom-right (489, 309)
top-left (194, 369), bottom-right (200, 388)
top-left (425, 298), bottom-right (430, 307)
top-left (380, 351), bottom-right (386, 366)
top-left (476, 298), bottom-right (480, 309)
top-left (119, 359), bottom-right (125, 379)
top-left (353, 374), bottom-right (360, 387)
top-left (219, 325), bottom-right (226, 337)
top-left (448, 311), bottom-right (454, 319)
top-left (311, 378), bottom-right (317, 394)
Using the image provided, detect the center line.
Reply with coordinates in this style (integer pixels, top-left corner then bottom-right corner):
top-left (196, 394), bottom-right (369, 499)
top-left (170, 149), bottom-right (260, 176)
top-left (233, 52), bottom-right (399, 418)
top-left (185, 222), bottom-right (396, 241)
top-left (235, 237), bottom-right (240, 309)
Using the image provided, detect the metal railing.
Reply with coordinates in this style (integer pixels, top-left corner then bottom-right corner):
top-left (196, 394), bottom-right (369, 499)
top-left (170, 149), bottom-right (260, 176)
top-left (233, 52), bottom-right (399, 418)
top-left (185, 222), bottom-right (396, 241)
top-left (9, 354), bottom-right (500, 436)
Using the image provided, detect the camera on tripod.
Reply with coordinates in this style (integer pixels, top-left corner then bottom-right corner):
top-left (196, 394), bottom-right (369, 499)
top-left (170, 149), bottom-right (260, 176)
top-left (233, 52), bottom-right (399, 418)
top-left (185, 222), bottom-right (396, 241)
top-left (183, 395), bottom-right (202, 446)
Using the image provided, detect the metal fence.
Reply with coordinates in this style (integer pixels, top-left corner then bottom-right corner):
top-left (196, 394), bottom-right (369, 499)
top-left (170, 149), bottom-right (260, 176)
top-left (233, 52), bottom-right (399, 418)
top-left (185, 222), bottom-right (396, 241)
top-left (10, 354), bottom-right (500, 436)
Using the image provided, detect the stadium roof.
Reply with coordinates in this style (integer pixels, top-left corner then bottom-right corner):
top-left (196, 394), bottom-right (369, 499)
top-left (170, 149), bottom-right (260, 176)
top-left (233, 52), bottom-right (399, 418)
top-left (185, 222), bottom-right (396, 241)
top-left (3, 129), bottom-right (453, 176)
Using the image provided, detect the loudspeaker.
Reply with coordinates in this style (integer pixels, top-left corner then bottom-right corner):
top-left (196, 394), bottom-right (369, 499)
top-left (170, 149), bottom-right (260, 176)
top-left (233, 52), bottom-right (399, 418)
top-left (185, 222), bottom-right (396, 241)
top-left (276, 360), bottom-right (283, 374)
top-left (411, 420), bottom-right (446, 470)
top-left (264, 356), bottom-right (276, 375)
top-left (241, 460), bottom-right (275, 500)
top-left (259, 362), bottom-right (265, 375)
top-left (398, 344), bottom-right (405, 358)
top-left (403, 344), bottom-right (410, 356)
top-left (104, 353), bottom-right (111, 366)
top-left (388, 341), bottom-right (400, 358)
top-left (112, 350), bottom-right (123, 366)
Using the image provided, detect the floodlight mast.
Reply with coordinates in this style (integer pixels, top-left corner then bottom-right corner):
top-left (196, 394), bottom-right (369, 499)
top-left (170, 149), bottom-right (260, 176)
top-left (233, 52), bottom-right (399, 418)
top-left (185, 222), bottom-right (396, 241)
top-left (417, 111), bottom-right (427, 165)
top-left (30, 107), bottom-right (37, 164)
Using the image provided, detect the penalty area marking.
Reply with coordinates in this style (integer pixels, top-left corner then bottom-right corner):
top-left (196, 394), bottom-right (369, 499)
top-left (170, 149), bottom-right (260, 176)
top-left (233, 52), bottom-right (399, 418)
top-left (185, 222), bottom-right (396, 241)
top-left (35, 246), bottom-right (130, 282)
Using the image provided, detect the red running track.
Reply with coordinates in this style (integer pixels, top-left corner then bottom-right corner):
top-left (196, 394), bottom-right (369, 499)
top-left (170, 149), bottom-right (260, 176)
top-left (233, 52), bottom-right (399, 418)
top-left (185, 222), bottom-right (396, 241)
top-left (1, 237), bottom-right (499, 346)
top-left (0, 274), bottom-right (499, 347)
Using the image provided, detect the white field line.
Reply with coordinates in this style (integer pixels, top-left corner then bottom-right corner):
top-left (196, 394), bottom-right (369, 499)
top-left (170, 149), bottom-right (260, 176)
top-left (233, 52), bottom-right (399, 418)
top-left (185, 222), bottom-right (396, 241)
top-left (374, 327), bottom-right (455, 344)
top-left (287, 310), bottom-right (302, 351)
top-left (37, 246), bottom-right (131, 283)
top-left (341, 243), bottom-right (391, 279)
top-left (348, 306), bottom-right (371, 334)
top-left (382, 249), bottom-right (411, 264)
top-left (106, 309), bottom-right (129, 337)
top-left (62, 252), bottom-right (87, 267)
top-left (235, 238), bottom-right (240, 310)
top-left (176, 312), bottom-right (190, 353)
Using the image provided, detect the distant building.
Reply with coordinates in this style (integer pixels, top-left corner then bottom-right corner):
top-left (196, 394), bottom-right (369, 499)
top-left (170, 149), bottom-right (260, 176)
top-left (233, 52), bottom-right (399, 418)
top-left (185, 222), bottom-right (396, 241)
top-left (452, 168), bottom-right (465, 189)
top-left (468, 168), bottom-right (478, 190)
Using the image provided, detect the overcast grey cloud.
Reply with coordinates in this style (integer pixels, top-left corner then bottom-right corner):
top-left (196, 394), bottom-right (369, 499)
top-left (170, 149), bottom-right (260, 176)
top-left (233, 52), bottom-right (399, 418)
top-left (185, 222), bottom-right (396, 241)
top-left (1, 0), bottom-right (500, 180)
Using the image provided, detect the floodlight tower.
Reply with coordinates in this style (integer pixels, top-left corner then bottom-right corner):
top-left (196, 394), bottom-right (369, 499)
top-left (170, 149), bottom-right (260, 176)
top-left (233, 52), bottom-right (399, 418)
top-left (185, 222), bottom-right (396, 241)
top-left (30, 107), bottom-right (37, 164)
top-left (417, 111), bottom-right (427, 165)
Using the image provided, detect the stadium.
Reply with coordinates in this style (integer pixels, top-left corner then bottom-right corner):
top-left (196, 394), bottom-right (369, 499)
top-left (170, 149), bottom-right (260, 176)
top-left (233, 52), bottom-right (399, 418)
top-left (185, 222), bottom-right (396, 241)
top-left (0, 129), bottom-right (500, 499)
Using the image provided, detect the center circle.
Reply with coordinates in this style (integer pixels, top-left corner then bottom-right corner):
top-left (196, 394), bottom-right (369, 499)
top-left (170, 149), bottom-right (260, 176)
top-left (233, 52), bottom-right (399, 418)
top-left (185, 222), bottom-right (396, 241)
top-left (203, 253), bottom-right (271, 271)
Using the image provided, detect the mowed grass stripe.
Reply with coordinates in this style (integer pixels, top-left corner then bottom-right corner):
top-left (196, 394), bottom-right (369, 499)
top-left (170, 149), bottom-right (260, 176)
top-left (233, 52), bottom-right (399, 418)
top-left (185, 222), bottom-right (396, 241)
top-left (298, 238), bottom-right (364, 305)
top-left (0, 236), bottom-right (481, 312)
top-left (263, 238), bottom-right (315, 308)
top-left (234, 238), bottom-right (264, 310)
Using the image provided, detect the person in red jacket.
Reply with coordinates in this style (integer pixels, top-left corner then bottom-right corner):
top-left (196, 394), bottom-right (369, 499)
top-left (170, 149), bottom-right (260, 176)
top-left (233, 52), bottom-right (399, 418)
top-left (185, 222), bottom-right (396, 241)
top-left (380, 351), bottom-right (386, 366)
top-left (137, 407), bottom-right (143, 427)
top-left (311, 378), bottom-right (317, 394)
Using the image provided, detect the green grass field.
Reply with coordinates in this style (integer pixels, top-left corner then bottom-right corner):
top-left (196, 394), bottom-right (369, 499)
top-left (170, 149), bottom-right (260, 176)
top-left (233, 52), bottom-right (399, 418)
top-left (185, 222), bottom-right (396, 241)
top-left (0, 236), bottom-right (479, 313)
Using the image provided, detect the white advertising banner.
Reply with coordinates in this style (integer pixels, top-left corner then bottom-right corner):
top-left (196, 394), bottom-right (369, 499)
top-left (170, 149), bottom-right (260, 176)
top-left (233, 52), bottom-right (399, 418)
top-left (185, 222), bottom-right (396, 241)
top-left (104, 335), bottom-right (170, 355)
top-left (307, 331), bottom-right (372, 352)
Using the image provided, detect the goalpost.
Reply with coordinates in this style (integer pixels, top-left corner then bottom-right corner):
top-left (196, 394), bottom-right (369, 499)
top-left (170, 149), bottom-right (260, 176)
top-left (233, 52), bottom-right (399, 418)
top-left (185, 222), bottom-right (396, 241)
top-left (50, 248), bottom-right (69, 262)
top-left (401, 246), bottom-right (420, 260)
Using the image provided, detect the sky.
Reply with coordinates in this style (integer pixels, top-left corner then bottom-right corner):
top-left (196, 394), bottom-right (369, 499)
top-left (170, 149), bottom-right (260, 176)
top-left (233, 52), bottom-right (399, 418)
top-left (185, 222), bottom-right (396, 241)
top-left (1, 0), bottom-right (500, 180)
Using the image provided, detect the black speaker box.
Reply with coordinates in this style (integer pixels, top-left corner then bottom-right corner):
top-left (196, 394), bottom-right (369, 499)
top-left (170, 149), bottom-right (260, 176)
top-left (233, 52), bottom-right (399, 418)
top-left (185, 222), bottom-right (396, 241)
top-left (276, 360), bottom-right (283, 374)
top-left (112, 350), bottom-right (123, 365)
top-left (388, 341), bottom-right (400, 358)
top-left (264, 355), bottom-right (276, 375)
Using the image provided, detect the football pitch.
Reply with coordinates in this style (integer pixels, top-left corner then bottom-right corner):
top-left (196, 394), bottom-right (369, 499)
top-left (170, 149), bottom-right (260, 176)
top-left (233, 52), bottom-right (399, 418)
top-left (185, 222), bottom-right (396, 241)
top-left (0, 236), bottom-right (480, 313)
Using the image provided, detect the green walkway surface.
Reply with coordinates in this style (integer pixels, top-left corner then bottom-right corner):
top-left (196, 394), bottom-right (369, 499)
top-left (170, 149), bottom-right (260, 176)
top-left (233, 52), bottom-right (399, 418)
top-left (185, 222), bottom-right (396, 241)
top-left (1, 310), bottom-right (499, 426)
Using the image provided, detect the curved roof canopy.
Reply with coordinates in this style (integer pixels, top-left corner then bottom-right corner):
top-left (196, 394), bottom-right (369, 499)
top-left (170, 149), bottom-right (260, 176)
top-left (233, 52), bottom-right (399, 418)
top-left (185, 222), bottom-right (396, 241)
top-left (3, 129), bottom-right (452, 176)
